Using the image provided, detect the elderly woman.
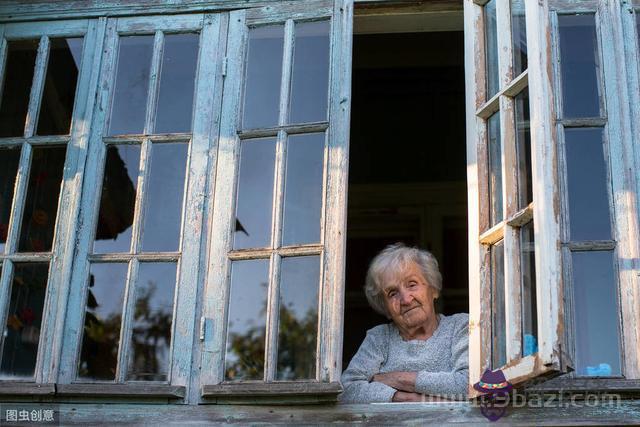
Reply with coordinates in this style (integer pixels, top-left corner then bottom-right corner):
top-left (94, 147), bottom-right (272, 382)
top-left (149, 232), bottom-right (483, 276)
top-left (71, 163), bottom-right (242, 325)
top-left (339, 243), bottom-right (469, 403)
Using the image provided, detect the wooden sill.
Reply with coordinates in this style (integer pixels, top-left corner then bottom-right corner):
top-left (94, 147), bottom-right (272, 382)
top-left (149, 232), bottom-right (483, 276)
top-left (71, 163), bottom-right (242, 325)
top-left (0, 382), bottom-right (55, 395)
top-left (56, 383), bottom-right (186, 398)
top-left (202, 381), bottom-right (342, 398)
top-left (528, 378), bottom-right (640, 396)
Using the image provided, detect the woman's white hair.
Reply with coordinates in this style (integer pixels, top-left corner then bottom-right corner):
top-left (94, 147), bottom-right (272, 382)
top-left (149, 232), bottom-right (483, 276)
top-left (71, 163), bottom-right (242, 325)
top-left (364, 242), bottom-right (442, 318)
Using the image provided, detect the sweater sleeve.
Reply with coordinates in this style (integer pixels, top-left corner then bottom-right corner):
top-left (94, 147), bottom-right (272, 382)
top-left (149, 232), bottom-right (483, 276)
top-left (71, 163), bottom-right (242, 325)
top-left (414, 313), bottom-right (469, 399)
top-left (339, 325), bottom-right (397, 403)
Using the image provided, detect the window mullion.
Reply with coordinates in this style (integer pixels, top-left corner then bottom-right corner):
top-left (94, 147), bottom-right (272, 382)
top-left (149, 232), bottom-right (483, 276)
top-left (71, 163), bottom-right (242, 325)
top-left (143, 31), bottom-right (163, 135)
top-left (4, 143), bottom-right (32, 255)
top-left (23, 35), bottom-right (48, 138)
top-left (115, 257), bottom-right (139, 382)
top-left (0, 28), bottom-right (8, 106)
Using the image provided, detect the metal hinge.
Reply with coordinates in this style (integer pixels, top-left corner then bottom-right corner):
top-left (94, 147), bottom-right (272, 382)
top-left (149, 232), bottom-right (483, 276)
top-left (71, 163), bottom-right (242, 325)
top-left (222, 57), bottom-right (228, 77)
top-left (199, 316), bottom-right (206, 341)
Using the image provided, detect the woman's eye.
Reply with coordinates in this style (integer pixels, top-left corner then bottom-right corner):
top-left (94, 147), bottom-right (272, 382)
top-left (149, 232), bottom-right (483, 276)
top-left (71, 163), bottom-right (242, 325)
top-left (388, 291), bottom-right (397, 298)
top-left (408, 282), bottom-right (417, 288)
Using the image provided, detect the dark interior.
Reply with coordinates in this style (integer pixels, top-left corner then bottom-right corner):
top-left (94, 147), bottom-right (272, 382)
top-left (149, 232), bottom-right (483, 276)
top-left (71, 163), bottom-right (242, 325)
top-left (343, 31), bottom-right (468, 369)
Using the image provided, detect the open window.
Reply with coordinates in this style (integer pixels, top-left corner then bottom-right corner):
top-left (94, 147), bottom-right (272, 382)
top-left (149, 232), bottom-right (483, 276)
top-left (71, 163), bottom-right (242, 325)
top-left (465, 0), bottom-right (571, 392)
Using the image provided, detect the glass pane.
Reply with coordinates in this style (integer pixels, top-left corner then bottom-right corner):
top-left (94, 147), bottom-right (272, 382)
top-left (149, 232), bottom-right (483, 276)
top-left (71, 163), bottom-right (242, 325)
top-left (484, 0), bottom-right (499, 99)
top-left (511, 0), bottom-right (527, 76)
top-left (276, 256), bottom-right (319, 380)
top-left (282, 133), bottom-right (324, 246)
top-left (78, 263), bottom-right (128, 380)
top-left (141, 143), bottom-right (187, 252)
top-left (127, 262), bottom-right (176, 381)
top-left (108, 36), bottom-right (154, 135)
top-left (520, 221), bottom-right (537, 357)
top-left (225, 259), bottom-right (269, 381)
top-left (488, 112), bottom-right (502, 225)
top-left (289, 21), bottom-right (330, 124)
top-left (558, 14), bottom-right (601, 119)
top-left (242, 25), bottom-right (284, 129)
top-left (491, 241), bottom-right (506, 369)
top-left (154, 33), bottom-right (199, 134)
top-left (0, 262), bottom-right (49, 378)
top-left (565, 128), bottom-right (611, 241)
top-left (0, 146), bottom-right (21, 252)
top-left (18, 146), bottom-right (67, 252)
top-left (94, 145), bottom-right (141, 254)
top-left (36, 38), bottom-right (84, 136)
top-left (572, 251), bottom-right (621, 376)
top-left (0, 40), bottom-right (38, 137)
top-left (233, 138), bottom-right (276, 250)
top-left (515, 89), bottom-right (532, 208)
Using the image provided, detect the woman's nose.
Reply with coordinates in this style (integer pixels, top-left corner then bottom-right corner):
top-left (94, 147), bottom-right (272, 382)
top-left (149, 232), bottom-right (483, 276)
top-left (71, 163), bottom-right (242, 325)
top-left (399, 289), bottom-right (413, 304)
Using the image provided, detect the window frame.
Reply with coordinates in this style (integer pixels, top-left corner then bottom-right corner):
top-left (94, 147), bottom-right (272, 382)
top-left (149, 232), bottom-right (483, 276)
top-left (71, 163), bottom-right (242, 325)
top-left (465, 0), bottom-right (569, 395)
top-left (199, 0), bottom-right (353, 401)
top-left (0, 18), bottom-right (98, 386)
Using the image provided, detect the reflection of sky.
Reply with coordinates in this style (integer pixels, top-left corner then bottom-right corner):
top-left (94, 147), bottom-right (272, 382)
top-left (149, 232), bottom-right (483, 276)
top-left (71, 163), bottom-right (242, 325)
top-left (141, 143), bottom-right (188, 252)
top-left (289, 21), bottom-right (330, 123)
top-left (488, 112), bottom-right (502, 224)
top-left (88, 263), bottom-right (128, 320)
top-left (485, 0), bottom-right (499, 97)
top-left (558, 14), bottom-right (600, 119)
top-left (234, 139), bottom-right (276, 249)
top-left (279, 256), bottom-right (319, 320)
top-left (243, 26), bottom-right (284, 129)
top-left (572, 251), bottom-right (621, 375)
top-left (109, 35), bottom-right (153, 135)
top-left (282, 134), bottom-right (324, 245)
top-left (155, 34), bottom-right (199, 134)
top-left (565, 128), bottom-right (611, 241)
top-left (93, 145), bottom-right (141, 254)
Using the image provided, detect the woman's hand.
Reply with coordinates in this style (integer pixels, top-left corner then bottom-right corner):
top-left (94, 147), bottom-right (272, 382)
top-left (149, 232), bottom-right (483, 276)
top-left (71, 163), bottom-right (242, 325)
top-left (371, 371), bottom-right (417, 392)
top-left (392, 391), bottom-right (424, 402)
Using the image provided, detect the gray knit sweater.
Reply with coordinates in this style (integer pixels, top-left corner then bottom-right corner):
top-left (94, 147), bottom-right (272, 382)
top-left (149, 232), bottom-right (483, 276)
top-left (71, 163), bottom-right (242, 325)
top-left (339, 313), bottom-right (469, 403)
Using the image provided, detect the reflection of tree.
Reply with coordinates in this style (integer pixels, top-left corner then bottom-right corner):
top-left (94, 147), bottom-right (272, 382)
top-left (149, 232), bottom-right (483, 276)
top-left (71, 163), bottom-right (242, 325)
top-left (128, 281), bottom-right (172, 381)
top-left (225, 296), bottom-right (317, 381)
top-left (79, 276), bottom-right (172, 381)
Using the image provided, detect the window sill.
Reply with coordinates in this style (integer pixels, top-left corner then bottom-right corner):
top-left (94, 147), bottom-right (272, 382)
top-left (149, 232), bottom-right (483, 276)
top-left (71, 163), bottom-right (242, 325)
top-left (0, 382), bottom-right (55, 395)
top-left (56, 383), bottom-right (186, 398)
top-left (202, 381), bottom-right (342, 404)
top-left (528, 378), bottom-right (640, 396)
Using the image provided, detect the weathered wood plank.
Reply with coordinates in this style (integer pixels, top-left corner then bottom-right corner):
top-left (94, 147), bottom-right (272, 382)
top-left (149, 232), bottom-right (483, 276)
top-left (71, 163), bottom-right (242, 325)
top-left (228, 245), bottom-right (323, 260)
top-left (116, 14), bottom-right (204, 34)
top-left (23, 35), bottom-right (48, 138)
top-left (246, 1), bottom-right (333, 24)
top-left (202, 381), bottom-right (342, 396)
top-left (56, 383), bottom-right (185, 398)
top-left (2, 20), bottom-right (89, 38)
top-left (0, 383), bottom-right (55, 395)
top-left (238, 122), bottom-right (328, 140)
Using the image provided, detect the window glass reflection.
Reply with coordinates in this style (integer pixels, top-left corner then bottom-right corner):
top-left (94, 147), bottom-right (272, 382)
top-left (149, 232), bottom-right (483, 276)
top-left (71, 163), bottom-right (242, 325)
top-left (488, 112), bottom-right (502, 225)
top-left (233, 138), bottom-right (276, 250)
top-left (36, 38), bottom-right (84, 136)
top-left (94, 145), bottom-right (141, 254)
top-left (282, 133), bottom-right (324, 246)
top-left (511, 0), bottom-right (527, 76)
top-left (515, 89), bottom-right (532, 208)
top-left (243, 26), bottom-right (284, 129)
top-left (141, 143), bottom-right (188, 252)
top-left (521, 221), bottom-right (537, 357)
top-left (484, 0), bottom-right (499, 99)
top-left (78, 263), bottom-right (128, 380)
top-left (289, 21), bottom-right (330, 124)
top-left (558, 14), bottom-right (601, 119)
top-left (0, 262), bottom-right (49, 378)
top-left (572, 251), bottom-right (621, 376)
top-left (491, 241), bottom-right (506, 369)
top-left (276, 256), bottom-right (319, 380)
top-left (0, 146), bottom-right (22, 253)
top-left (18, 146), bottom-right (67, 253)
top-left (109, 36), bottom-right (154, 135)
top-left (127, 262), bottom-right (176, 381)
top-left (154, 33), bottom-right (199, 134)
top-left (0, 40), bottom-right (38, 137)
top-left (225, 259), bottom-right (269, 381)
top-left (565, 128), bottom-right (611, 241)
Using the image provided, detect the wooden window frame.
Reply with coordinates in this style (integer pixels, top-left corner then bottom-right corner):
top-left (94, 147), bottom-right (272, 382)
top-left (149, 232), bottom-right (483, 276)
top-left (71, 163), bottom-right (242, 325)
top-left (199, 0), bottom-right (352, 402)
top-left (466, 0), bottom-right (570, 396)
top-left (0, 18), bottom-right (97, 386)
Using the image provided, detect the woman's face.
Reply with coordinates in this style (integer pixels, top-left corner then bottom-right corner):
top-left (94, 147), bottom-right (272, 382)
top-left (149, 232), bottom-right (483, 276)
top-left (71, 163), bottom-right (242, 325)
top-left (381, 261), bottom-right (438, 331)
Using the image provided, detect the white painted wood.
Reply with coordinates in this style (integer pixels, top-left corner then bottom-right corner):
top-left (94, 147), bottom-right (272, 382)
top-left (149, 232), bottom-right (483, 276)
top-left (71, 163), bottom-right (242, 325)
top-left (116, 258), bottom-right (139, 383)
top-left (4, 142), bottom-right (31, 255)
top-left (598, 0), bottom-right (640, 379)
top-left (116, 14), bottom-right (205, 33)
top-left (23, 35), bottom-right (48, 138)
top-left (525, 0), bottom-right (567, 371)
top-left (2, 20), bottom-right (89, 38)
top-left (0, 260), bottom-right (15, 379)
top-left (464, 0), bottom-right (486, 392)
top-left (144, 31), bottom-right (163, 135)
top-left (42, 18), bottom-right (106, 384)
